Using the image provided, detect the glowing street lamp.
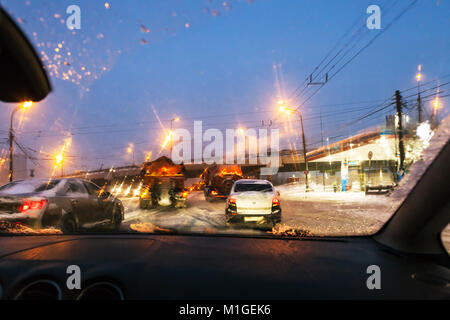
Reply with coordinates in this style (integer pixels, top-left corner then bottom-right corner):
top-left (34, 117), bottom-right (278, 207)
top-left (55, 152), bottom-right (64, 166)
top-left (23, 101), bottom-right (33, 109)
top-left (432, 96), bottom-right (441, 124)
top-left (433, 96), bottom-right (440, 110)
top-left (415, 72), bottom-right (422, 82)
top-left (278, 105), bottom-right (310, 192)
top-left (55, 151), bottom-right (64, 176)
top-left (127, 143), bottom-right (135, 165)
top-left (9, 101), bottom-right (34, 182)
top-left (145, 151), bottom-right (152, 162)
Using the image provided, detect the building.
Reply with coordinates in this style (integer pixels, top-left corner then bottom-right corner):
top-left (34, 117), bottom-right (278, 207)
top-left (273, 130), bottom-right (399, 191)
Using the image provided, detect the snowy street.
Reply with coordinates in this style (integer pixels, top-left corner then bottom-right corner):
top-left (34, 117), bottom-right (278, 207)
top-left (120, 187), bottom-right (394, 237)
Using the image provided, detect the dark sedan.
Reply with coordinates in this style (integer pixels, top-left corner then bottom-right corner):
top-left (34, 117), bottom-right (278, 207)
top-left (0, 178), bottom-right (123, 233)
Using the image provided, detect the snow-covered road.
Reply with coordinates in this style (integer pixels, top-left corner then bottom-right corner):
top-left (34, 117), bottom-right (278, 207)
top-left (121, 191), bottom-right (228, 233)
top-left (120, 189), bottom-right (393, 237)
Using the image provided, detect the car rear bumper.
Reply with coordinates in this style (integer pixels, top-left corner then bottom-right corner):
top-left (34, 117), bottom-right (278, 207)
top-left (225, 210), bottom-right (281, 225)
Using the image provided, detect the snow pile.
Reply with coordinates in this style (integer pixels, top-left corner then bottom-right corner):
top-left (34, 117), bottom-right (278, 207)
top-left (270, 224), bottom-right (312, 237)
top-left (388, 115), bottom-right (450, 212)
top-left (0, 221), bottom-right (62, 234)
top-left (129, 222), bottom-right (172, 233)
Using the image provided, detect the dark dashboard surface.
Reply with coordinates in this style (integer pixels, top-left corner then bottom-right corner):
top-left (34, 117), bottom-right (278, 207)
top-left (0, 234), bottom-right (448, 299)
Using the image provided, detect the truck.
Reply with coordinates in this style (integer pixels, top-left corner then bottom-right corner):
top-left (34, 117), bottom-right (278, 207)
top-left (139, 156), bottom-right (188, 209)
top-left (202, 164), bottom-right (243, 201)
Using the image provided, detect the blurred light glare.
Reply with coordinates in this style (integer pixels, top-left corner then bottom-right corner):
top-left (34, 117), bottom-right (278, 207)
top-left (55, 152), bottom-right (64, 167)
top-left (22, 101), bottom-right (33, 109)
top-left (416, 73), bottom-right (422, 82)
top-left (433, 97), bottom-right (440, 109)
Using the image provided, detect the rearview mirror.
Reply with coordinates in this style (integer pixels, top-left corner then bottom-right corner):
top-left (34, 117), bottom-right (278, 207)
top-left (0, 7), bottom-right (51, 102)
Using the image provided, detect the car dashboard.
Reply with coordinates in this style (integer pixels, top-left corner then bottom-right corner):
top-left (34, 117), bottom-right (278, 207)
top-left (0, 234), bottom-right (448, 300)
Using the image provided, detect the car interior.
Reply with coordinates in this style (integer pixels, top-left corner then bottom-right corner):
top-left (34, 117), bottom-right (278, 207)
top-left (0, 136), bottom-right (448, 299)
top-left (0, 2), bottom-right (448, 303)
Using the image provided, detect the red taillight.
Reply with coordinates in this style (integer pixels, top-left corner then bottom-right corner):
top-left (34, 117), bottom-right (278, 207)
top-left (211, 190), bottom-right (218, 196)
top-left (18, 199), bottom-right (47, 213)
top-left (272, 196), bottom-right (280, 206)
top-left (227, 197), bottom-right (236, 205)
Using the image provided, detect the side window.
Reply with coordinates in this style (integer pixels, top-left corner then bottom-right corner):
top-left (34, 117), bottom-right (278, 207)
top-left (67, 181), bottom-right (87, 195)
top-left (83, 181), bottom-right (101, 196)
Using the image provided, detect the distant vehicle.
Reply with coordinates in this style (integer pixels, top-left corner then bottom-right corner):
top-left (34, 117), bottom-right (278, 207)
top-left (0, 178), bottom-right (124, 233)
top-left (139, 156), bottom-right (188, 209)
top-left (225, 179), bottom-right (281, 228)
top-left (202, 164), bottom-right (243, 201)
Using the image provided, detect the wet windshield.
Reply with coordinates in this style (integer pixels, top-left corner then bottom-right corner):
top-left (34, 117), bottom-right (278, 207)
top-left (0, 1), bottom-right (448, 243)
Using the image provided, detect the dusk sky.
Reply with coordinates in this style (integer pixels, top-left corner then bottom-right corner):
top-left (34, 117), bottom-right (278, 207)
top-left (0, 0), bottom-right (448, 176)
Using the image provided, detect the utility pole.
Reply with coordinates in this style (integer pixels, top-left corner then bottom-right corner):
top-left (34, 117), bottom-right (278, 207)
top-left (320, 110), bottom-right (325, 191)
top-left (395, 90), bottom-right (405, 172)
top-left (299, 113), bottom-right (309, 192)
top-left (9, 107), bottom-right (20, 182)
top-left (9, 102), bottom-right (33, 182)
top-left (416, 66), bottom-right (423, 124)
top-left (278, 105), bottom-right (309, 192)
top-left (417, 82), bottom-right (422, 123)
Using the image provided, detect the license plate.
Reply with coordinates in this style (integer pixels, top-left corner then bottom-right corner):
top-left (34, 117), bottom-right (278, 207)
top-left (244, 216), bottom-right (263, 222)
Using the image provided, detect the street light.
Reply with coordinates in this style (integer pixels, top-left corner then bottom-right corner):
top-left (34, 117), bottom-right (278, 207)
top-left (9, 101), bottom-right (33, 182)
top-left (169, 117), bottom-right (180, 159)
top-left (278, 104), bottom-right (310, 192)
top-left (432, 96), bottom-right (441, 124)
top-left (55, 151), bottom-right (64, 176)
top-left (127, 143), bottom-right (135, 165)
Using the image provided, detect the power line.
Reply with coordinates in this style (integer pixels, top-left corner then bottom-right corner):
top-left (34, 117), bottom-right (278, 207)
top-left (295, 0), bottom-right (418, 108)
top-left (291, 0), bottom-right (399, 101)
